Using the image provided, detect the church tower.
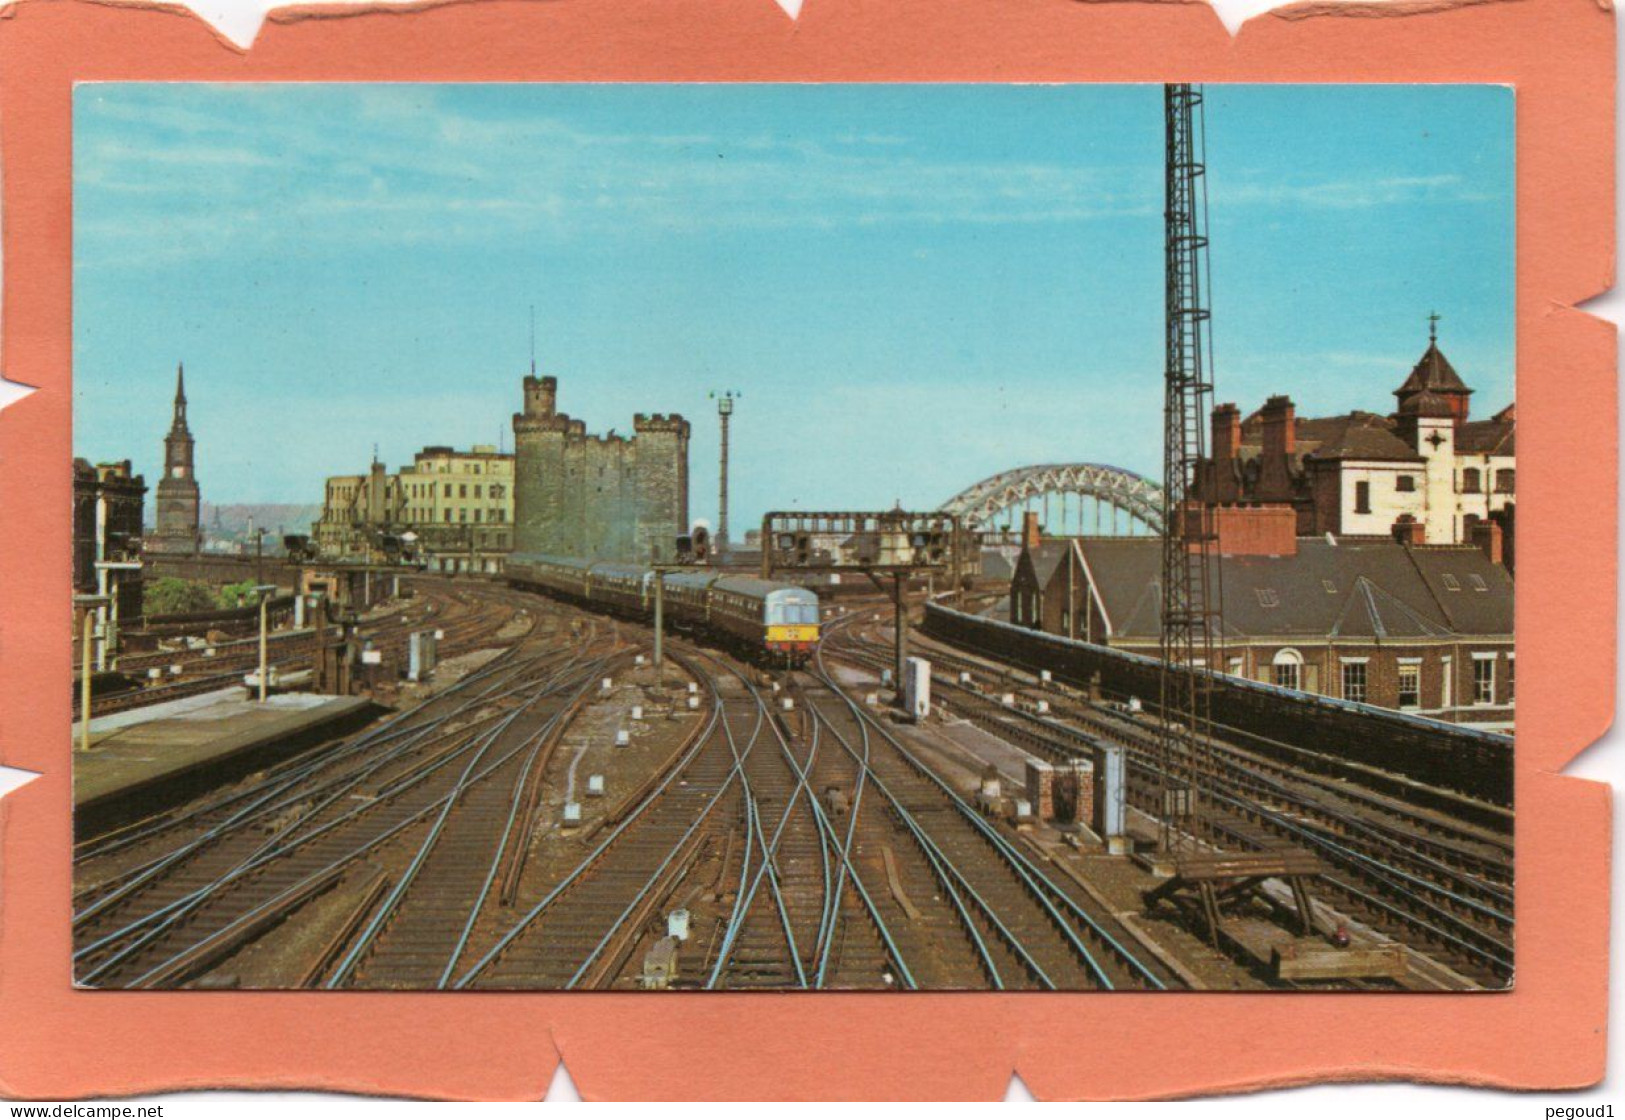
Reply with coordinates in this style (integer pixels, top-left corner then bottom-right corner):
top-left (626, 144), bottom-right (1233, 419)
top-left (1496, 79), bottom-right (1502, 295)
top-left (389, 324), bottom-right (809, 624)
top-left (149, 364), bottom-right (202, 555)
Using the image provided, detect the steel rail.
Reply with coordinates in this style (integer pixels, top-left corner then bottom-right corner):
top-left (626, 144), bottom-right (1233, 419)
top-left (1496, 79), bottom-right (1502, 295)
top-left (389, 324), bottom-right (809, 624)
top-left (77, 658), bottom-right (614, 983)
top-left (452, 657), bottom-right (734, 989)
top-left (805, 690), bottom-right (1012, 989)
top-left (74, 651), bottom-right (585, 939)
top-left (815, 656), bottom-right (1169, 990)
top-left (326, 669), bottom-right (604, 988)
top-left (75, 640), bottom-right (548, 870)
top-left (100, 659), bottom-right (617, 989)
top-left (702, 656), bottom-right (818, 990)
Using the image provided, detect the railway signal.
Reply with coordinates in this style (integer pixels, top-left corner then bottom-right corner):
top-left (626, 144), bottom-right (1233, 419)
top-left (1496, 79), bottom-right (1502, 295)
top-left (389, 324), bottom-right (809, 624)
top-left (759, 509), bottom-right (963, 706)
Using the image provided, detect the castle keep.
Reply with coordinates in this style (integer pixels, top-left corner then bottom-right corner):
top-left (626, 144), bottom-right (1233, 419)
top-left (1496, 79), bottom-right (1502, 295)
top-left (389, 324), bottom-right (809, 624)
top-left (513, 375), bottom-right (690, 562)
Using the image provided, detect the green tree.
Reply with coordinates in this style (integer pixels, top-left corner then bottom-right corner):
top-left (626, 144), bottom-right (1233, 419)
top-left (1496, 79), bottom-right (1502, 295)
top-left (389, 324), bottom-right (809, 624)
top-left (143, 577), bottom-right (221, 617)
top-left (217, 580), bottom-right (260, 609)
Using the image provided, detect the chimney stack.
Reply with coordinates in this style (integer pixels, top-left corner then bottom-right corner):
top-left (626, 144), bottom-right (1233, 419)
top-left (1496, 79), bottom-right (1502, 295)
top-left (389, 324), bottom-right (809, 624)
top-left (1391, 516), bottom-right (1426, 547)
top-left (1211, 403), bottom-right (1241, 462)
top-left (1261, 395), bottom-right (1296, 459)
top-left (1022, 511), bottom-right (1042, 552)
top-left (1471, 519), bottom-right (1504, 567)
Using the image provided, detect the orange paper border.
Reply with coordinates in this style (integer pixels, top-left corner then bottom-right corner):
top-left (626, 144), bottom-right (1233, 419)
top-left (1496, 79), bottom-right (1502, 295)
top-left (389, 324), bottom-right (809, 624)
top-left (0, 0), bottom-right (1612, 1100)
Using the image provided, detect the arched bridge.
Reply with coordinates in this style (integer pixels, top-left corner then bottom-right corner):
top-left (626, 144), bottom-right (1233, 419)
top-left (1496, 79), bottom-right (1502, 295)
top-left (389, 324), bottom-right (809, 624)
top-left (941, 463), bottom-right (1166, 536)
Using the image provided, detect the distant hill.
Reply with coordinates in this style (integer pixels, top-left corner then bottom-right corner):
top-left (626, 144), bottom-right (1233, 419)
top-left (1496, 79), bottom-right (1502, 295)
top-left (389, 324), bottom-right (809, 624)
top-left (200, 502), bottom-right (323, 541)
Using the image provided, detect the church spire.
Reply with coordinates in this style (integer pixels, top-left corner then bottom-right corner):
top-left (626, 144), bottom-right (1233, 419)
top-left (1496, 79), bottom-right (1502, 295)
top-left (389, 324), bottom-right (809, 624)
top-left (171, 362), bottom-right (189, 432)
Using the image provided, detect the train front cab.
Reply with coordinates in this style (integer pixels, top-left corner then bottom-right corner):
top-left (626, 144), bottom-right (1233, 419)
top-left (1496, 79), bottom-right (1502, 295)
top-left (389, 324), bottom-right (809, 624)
top-left (764, 586), bottom-right (821, 662)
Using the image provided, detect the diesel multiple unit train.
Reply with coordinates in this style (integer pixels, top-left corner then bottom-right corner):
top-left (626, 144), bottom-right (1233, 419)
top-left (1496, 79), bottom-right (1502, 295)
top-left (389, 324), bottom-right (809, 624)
top-left (506, 554), bottom-right (823, 664)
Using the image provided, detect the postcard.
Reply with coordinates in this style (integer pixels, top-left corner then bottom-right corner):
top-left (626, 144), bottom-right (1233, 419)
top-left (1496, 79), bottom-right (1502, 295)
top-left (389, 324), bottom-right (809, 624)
top-left (0, 0), bottom-right (1611, 1100)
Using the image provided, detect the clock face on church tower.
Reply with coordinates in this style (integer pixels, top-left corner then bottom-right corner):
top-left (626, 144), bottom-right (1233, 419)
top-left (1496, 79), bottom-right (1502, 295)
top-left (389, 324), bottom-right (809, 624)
top-left (171, 466), bottom-right (186, 478)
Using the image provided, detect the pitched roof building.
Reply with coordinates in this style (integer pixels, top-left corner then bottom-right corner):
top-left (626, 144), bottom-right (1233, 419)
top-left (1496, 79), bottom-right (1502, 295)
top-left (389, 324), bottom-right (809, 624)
top-left (1009, 511), bottom-right (1514, 731)
top-left (1199, 323), bottom-right (1515, 565)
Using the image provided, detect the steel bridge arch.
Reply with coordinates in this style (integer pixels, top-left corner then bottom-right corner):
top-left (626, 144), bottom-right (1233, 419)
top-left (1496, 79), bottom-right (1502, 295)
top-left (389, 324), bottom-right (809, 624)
top-left (941, 463), bottom-right (1167, 534)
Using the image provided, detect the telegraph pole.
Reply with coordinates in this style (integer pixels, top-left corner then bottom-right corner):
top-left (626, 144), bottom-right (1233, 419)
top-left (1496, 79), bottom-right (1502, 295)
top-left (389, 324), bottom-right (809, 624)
top-left (710, 390), bottom-right (738, 553)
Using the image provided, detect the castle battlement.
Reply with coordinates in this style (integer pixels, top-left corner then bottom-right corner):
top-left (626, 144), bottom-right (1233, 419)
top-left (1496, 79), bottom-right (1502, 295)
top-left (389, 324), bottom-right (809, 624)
top-left (633, 413), bottom-right (690, 435)
top-left (513, 375), bottom-right (689, 561)
top-left (513, 412), bottom-right (575, 435)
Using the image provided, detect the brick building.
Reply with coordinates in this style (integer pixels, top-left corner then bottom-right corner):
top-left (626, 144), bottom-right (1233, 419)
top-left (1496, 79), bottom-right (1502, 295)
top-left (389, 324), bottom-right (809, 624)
top-left (397, 445), bottom-right (514, 573)
top-left (314, 445), bottom-right (515, 573)
top-left (147, 365), bottom-right (203, 556)
top-left (512, 374), bottom-right (690, 562)
top-left (72, 457), bottom-right (146, 622)
top-left (1009, 509), bottom-right (1515, 731)
top-left (314, 458), bottom-right (404, 563)
top-left (1199, 325), bottom-right (1515, 557)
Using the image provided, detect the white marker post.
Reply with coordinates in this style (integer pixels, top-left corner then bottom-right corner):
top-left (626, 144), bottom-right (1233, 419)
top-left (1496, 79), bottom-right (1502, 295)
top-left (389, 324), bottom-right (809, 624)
top-left (252, 584), bottom-right (278, 702)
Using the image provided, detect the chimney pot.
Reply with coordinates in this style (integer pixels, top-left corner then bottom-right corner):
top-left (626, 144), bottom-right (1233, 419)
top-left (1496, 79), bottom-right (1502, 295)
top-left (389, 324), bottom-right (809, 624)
top-left (1022, 511), bottom-right (1042, 552)
top-left (1471, 519), bottom-right (1504, 566)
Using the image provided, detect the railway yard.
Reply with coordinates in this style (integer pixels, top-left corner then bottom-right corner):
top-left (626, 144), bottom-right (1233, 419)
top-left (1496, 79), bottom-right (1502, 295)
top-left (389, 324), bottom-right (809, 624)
top-left (70, 574), bottom-right (1513, 992)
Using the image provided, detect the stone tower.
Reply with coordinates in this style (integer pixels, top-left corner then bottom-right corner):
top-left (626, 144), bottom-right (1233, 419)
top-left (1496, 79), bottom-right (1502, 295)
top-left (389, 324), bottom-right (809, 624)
top-left (512, 373), bottom-right (690, 562)
top-left (512, 374), bottom-right (572, 556)
top-left (632, 413), bottom-right (691, 562)
top-left (149, 364), bottom-right (202, 555)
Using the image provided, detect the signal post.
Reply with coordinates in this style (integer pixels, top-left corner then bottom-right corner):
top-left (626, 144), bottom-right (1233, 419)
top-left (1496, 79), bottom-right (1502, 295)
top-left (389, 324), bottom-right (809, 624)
top-left (760, 510), bottom-right (960, 708)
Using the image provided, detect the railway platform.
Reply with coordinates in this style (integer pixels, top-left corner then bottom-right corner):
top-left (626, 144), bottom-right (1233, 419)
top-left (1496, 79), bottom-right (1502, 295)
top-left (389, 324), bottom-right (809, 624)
top-left (74, 688), bottom-right (379, 839)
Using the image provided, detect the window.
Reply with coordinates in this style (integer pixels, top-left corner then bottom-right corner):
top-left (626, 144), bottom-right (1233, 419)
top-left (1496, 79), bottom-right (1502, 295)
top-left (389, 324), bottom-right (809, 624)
top-left (474, 509), bottom-right (482, 523)
top-left (474, 485), bottom-right (482, 498)
top-left (1228, 657), bottom-right (1244, 677)
top-left (459, 484), bottom-right (468, 498)
top-left (443, 484), bottom-right (452, 498)
top-left (1441, 657), bottom-right (1454, 709)
top-left (1495, 468), bottom-right (1515, 493)
top-left (1396, 475), bottom-right (1416, 493)
top-left (1507, 656), bottom-right (1515, 703)
top-left (1272, 649), bottom-right (1303, 691)
top-left (444, 509), bottom-right (452, 523)
top-left (1469, 574), bottom-right (1488, 592)
top-left (1462, 468), bottom-right (1482, 494)
top-left (1341, 661), bottom-right (1368, 704)
top-left (1473, 656), bottom-right (1496, 705)
top-left (1397, 662), bottom-right (1421, 709)
top-left (1441, 574), bottom-right (1461, 591)
top-left (1322, 580), bottom-right (1337, 595)
top-left (1354, 480), bottom-right (1371, 514)
top-left (1255, 588), bottom-right (1279, 608)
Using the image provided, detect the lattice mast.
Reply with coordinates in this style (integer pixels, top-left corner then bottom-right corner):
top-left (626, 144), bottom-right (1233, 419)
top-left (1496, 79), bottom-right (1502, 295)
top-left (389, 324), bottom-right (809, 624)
top-left (1158, 83), bottom-right (1222, 851)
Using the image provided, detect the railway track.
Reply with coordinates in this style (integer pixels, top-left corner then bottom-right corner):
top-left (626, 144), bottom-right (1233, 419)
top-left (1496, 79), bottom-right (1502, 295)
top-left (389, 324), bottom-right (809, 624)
top-left (82, 577), bottom-right (534, 718)
top-left (799, 634), bottom-right (1175, 991)
top-left (829, 619), bottom-right (1512, 986)
top-left (73, 617), bottom-right (624, 988)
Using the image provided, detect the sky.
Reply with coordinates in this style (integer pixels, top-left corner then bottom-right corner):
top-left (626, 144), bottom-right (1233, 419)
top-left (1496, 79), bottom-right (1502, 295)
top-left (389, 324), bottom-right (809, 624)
top-left (73, 83), bottom-right (1514, 527)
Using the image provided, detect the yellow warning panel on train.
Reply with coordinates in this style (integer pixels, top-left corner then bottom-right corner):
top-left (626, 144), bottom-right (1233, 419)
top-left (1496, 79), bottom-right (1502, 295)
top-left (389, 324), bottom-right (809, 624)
top-left (767, 625), bottom-right (820, 643)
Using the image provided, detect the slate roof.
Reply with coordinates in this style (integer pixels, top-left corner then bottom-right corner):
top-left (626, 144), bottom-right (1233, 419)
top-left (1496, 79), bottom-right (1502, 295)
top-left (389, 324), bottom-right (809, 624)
top-left (1236, 410), bottom-right (1419, 465)
top-left (1072, 537), bottom-right (1512, 642)
top-left (1020, 541), bottom-right (1076, 588)
top-left (1457, 416), bottom-right (1516, 456)
top-left (1397, 389), bottom-right (1458, 419)
top-left (1395, 341), bottom-right (1472, 399)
